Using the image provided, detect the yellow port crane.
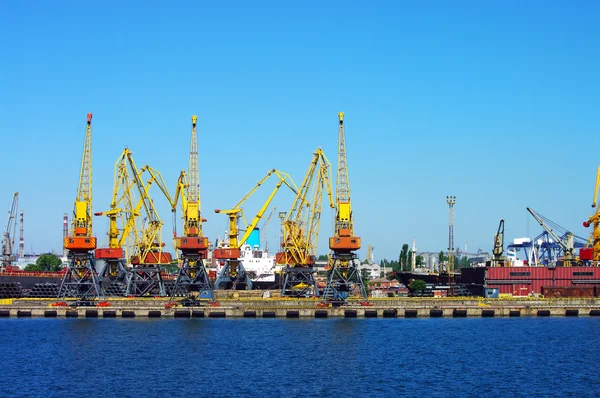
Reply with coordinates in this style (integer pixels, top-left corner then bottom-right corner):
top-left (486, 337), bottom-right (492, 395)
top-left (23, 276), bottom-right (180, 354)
top-left (126, 150), bottom-right (174, 296)
top-left (278, 149), bottom-right (334, 297)
top-left (583, 166), bottom-right (600, 265)
top-left (170, 115), bottom-right (213, 299)
top-left (95, 148), bottom-right (173, 296)
top-left (93, 151), bottom-right (141, 296)
top-left (1, 192), bottom-right (19, 270)
top-left (59, 113), bottom-right (103, 300)
top-left (323, 112), bottom-right (366, 300)
top-left (214, 169), bottom-right (298, 290)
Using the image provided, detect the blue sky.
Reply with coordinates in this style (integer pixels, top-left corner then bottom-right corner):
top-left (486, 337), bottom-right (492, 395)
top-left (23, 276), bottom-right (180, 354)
top-left (0, 1), bottom-right (598, 261)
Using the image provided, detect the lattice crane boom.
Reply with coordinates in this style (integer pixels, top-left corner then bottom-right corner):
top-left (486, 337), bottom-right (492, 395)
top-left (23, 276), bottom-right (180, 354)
top-left (59, 113), bottom-right (102, 300)
top-left (64, 113), bottom-right (97, 253)
top-left (329, 112), bottom-right (360, 252)
top-left (527, 207), bottom-right (575, 260)
top-left (277, 149), bottom-right (334, 266)
top-left (188, 115), bottom-right (200, 203)
top-left (2, 192), bottom-right (18, 269)
top-left (323, 112), bottom-right (366, 300)
top-left (214, 169), bottom-right (297, 253)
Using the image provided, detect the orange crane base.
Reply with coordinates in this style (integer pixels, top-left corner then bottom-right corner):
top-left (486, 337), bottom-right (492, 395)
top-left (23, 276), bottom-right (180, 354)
top-left (131, 252), bottom-right (172, 265)
top-left (64, 236), bottom-right (97, 251)
top-left (329, 236), bottom-right (361, 251)
top-left (95, 248), bottom-right (124, 259)
top-left (213, 248), bottom-right (241, 259)
top-left (176, 236), bottom-right (208, 251)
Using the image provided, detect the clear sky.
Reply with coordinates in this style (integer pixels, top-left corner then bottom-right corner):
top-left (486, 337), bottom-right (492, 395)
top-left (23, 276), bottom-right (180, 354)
top-left (0, 1), bottom-right (598, 262)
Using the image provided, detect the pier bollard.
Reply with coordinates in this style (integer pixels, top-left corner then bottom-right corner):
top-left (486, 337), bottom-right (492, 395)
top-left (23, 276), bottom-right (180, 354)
top-left (565, 309), bottom-right (579, 317)
top-left (262, 311), bottom-right (276, 318)
top-left (243, 311), bottom-right (257, 318)
top-left (174, 310), bottom-right (191, 318)
top-left (404, 309), bottom-right (418, 318)
top-left (147, 310), bottom-right (162, 318)
top-left (65, 311), bottom-right (78, 318)
top-left (382, 309), bottom-right (397, 318)
top-left (509, 310), bottom-right (521, 317)
top-left (344, 309), bottom-right (357, 318)
top-left (537, 310), bottom-right (551, 317)
top-left (430, 309), bottom-right (443, 318)
top-left (103, 310), bottom-right (117, 318)
top-left (314, 310), bottom-right (328, 318)
top-left (44, 310), bottom-right (57, 318)
top-left (364, 310), bottom-right (377, 318)
top-left (481, 309), bottom-right (495, 318)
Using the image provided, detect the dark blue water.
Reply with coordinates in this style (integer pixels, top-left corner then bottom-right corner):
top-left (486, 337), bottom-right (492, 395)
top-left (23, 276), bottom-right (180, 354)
top-left (0, 318), bottom-right (599, 397)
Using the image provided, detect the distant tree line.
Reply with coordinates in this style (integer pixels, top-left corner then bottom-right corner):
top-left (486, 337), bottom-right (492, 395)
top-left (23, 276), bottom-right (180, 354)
top-left (24, 253), bottom-right (63, 272)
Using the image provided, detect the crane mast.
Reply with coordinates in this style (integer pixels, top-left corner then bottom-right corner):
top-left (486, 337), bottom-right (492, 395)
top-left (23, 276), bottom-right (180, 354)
top-left (170, 116), bottom-right (213, 300)
top-left (214, 169), bottom-right (297, 290)
top-left (2, 192), bottom-right (19, 270)
top-left (323, 112), bottom-right (366, 301)
top-left (583, 166), bottom-right (600, 264)
top-left (59, 113), bottom-right (103, 301)
top-left (279, 149), bottom-right (334, 297)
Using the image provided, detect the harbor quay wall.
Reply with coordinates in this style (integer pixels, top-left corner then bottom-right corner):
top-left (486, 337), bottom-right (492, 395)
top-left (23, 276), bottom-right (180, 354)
top-left (1, 297), bottom-right (600, 318)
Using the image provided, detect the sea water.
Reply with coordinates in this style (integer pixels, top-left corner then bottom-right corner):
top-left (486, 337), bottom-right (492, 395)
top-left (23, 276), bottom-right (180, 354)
top-left (0, 317), bottom-right (598, 397)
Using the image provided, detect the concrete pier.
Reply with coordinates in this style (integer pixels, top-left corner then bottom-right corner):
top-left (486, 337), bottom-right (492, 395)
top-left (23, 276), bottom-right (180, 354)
top-left (1, 296), bottom-right (600, 318)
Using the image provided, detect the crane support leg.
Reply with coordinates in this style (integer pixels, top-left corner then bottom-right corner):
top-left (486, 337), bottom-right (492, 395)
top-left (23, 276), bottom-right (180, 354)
top-left (172, 255), bottom-right (214, 300)
top-left (215, 260), bottom-right (253, 290)
top-left (58, 252), bottom-right (104, 301)
top-left (322, 253), bottom-right (366, 301)
top-left (97, 258), bottom-right (128, 297)
top-left (281, 267), bottom-right (318, 298)
top-left (126, 265), bottom-right (166, 296)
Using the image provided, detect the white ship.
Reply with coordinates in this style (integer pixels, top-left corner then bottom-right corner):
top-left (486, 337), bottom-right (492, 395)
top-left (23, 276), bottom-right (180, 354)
top-left (213, 241), bottom-right (282, 289)
top-left (238, 244), bottom-right (281, 287)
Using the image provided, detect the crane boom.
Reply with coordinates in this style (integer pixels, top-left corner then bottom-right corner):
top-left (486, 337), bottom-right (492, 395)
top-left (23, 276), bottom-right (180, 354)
top-left (493, 219), bottom-right (505, 259)
top-left (2, 192), bottom-right (19, 269)
top-left (74, 112), bottom-right (93, 236)
top-left (527, 207), bottom-right (575, 261)
top-left (329, 112), bottom-right (360, 252)
top-left (64, 113), bottom-right (97, 253)
top-left (214, 169), bottom-right (298, 289)
top-left (215, 169), bottom-right (297, 253)
top-left (277, 149), bottom-right (334, 266)
top-left (188, 115), bottom-right (200, 203)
